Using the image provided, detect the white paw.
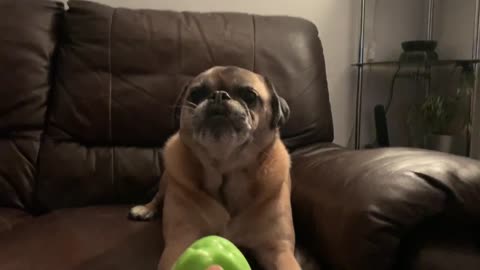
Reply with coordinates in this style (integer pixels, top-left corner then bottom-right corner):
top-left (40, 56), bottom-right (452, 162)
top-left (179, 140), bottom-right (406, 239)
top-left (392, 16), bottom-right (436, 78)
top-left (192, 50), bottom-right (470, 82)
top-left (128, 205), bottom-right (157, 221)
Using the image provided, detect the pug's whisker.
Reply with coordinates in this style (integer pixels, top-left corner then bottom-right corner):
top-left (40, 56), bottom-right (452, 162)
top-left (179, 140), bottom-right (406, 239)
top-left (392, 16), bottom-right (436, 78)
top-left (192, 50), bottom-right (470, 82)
top-left (185, 101), bottom-right (198, 108)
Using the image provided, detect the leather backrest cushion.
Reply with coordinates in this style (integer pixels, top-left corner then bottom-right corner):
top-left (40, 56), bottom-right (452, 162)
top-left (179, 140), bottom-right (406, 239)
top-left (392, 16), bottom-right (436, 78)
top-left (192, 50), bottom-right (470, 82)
top-left (0, 0), bottom-right (62, 210)
top-left (35, 0), bottom-right (333, 209)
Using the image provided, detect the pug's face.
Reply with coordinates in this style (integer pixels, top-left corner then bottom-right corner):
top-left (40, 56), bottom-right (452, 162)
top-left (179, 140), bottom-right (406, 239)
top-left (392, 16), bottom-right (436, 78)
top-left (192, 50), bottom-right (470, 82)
top-left (178, 66), bottom-right (289, 152)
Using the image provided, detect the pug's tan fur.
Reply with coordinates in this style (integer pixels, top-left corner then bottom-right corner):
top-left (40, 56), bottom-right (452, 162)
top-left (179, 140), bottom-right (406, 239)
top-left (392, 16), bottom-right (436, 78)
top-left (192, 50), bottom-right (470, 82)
top-left (130, 66), bottom-right (300, 270)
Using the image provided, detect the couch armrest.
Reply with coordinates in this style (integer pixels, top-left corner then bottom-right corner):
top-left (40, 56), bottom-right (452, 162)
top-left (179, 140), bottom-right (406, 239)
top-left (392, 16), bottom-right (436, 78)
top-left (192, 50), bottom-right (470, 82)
top-left (290, 145), bottom-right (480, 270)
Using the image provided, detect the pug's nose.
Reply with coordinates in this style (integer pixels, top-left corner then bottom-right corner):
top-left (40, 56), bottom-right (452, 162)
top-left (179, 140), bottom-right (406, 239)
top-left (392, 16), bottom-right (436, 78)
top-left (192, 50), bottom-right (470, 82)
top-left (210, 91), bottom-right (231, 104)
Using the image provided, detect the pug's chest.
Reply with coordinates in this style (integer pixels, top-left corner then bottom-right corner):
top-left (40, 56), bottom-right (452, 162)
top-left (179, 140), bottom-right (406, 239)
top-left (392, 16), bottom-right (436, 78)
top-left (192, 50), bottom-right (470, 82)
top-left (202, 169), bottom-right (256, 214)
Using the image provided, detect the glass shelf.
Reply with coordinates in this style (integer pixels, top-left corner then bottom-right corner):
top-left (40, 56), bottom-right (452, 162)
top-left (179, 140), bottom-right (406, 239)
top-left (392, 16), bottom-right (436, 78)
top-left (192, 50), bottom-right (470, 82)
top-left (352, 59), bottom-right (480, 67)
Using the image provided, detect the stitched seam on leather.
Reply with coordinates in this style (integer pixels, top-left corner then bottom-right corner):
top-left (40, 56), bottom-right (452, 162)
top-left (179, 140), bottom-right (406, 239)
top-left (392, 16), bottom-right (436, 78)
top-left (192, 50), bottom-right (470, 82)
top-left (192, 15), bottom-right (215, 64)
top-left (0, 172), bottom-right (23, 209)
top-left (108, 9), bottom-right (116, 191)
top-left (8, 140), bottom-right (34, 170)
top-left (32, 6), bottom-right (64, 213)
top-left (173, 14), bottom-right (184, 129)
top-left (108, 11), bottom-right (113, 143)
top-left (5, 140), bottom-right (34, 207)
top-left (252, 15), bottom-right (256, 71)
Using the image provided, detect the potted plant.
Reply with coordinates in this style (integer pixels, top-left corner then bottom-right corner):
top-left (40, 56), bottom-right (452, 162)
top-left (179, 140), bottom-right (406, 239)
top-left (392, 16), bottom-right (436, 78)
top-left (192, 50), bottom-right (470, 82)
top-left (406, 63), bottom-right (474, 155)
top-left (422, 64), bottom-right (474, 155)
top-left (420, 94), bottom-right (468, 155)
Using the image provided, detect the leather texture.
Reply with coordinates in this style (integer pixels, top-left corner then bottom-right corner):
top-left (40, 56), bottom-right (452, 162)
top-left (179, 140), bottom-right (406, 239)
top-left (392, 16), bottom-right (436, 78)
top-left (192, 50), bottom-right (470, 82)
top-left (35, 0), bottom-right (333, 210)
top-left (1, 1), bottom-right (480, 270)
top-left (0, 206), bottom-right (163, 270)
top-left (397, 218), bottom-right (480, 270)
top-left (291, 146), bottom-right (480, 270)
top-left (0, 208), bottom-right (32, 234)
top-left (0, 0), bottom-right (62, 209)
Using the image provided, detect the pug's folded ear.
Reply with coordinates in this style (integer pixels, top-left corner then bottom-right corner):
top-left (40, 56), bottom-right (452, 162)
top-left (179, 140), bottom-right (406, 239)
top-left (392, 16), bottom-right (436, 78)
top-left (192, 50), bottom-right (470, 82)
top-left (263, 76), bottom-right (290, 129)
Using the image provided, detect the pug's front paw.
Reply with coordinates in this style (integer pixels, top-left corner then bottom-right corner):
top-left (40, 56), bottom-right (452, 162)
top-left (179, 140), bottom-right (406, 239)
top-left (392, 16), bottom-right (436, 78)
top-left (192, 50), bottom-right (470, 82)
top-left (128, 205), bottom-right (158, 221)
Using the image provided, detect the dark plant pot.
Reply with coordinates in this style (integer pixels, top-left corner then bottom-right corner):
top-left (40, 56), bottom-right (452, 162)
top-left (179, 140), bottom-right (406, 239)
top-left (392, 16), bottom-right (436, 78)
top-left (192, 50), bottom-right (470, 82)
top-left (401, 40), bottom-right (438, 52)
top-left (424, 134), bottom-right (467, 156)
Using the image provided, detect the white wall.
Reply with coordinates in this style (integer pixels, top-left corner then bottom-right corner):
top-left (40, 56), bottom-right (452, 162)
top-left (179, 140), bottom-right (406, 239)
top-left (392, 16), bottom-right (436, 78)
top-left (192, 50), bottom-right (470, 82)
top-left (358, 0), bottom-right (480, 157)
top-left (434, 0), bottom-right (479, 158)
top-left (78, 0), bottom-right (359, 147)
top-left (360, 0), bottom-right (427, 147)
top-left (435, 0), bottom-right (475, 59)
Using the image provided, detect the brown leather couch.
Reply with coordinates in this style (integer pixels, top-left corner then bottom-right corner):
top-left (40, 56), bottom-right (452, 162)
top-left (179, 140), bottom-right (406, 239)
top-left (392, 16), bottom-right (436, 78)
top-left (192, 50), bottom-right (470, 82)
top-left (1, 1), bottom-right (480, 269)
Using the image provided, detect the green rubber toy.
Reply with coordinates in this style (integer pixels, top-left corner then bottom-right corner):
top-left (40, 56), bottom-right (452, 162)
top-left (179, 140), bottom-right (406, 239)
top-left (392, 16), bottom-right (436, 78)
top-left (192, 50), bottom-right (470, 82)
top-left (172, 235), bottom-right (251, 270)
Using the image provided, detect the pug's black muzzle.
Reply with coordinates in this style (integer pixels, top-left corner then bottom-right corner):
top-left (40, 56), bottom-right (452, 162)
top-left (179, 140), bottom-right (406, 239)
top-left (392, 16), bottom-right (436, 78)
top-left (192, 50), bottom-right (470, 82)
top-left (206, 91), bottom-right (232, 117)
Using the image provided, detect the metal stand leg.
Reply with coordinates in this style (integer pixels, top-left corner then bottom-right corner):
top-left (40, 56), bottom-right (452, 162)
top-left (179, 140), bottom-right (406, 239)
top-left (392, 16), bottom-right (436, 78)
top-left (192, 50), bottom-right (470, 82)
top-left (469, 0), bottom-right (480, 158)
top-left (425, 1), bottom-right (435, 97)
top-left (354, 0), bottom-right (366, 150)
top-left (427, 0), bottom-right (435, 40)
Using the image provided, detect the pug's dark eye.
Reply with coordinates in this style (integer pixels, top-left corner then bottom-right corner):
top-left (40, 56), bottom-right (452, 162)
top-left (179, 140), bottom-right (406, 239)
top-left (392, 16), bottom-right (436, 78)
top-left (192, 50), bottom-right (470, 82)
top-left (238, 87), bottom-right (258, 106)
top-left (188, 86), bottom-right (210, 104)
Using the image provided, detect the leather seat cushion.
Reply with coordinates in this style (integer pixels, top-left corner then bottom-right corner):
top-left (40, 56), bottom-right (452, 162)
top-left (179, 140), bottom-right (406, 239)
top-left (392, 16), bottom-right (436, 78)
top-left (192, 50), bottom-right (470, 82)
top-left (0, 206), bottom-right (163, 270)
top-left (0, 208), bottom-right (33, 234)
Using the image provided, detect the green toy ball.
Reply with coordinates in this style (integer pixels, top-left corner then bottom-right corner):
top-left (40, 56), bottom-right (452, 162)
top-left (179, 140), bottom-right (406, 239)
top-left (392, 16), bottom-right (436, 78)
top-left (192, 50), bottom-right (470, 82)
top-left (172, 235), bottom-right (251, 270)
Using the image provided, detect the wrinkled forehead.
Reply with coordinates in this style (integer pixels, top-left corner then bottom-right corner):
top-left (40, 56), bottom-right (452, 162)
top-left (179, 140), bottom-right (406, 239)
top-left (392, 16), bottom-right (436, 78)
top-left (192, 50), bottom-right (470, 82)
top-left (190, 66), bottom-right (270, 100)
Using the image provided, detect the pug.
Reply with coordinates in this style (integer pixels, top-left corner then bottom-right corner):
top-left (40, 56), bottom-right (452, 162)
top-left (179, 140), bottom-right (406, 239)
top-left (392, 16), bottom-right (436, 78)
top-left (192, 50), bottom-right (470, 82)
top-left (129, 66), bottom-right (301, 270)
